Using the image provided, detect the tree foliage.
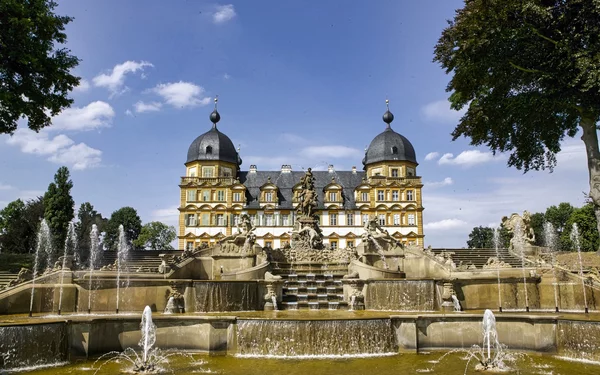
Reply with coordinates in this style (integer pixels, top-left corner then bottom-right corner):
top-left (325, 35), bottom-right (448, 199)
top-left (434, 0), bottom-right (600, 250)
top-left (545, 203), bottom-right (575, 235)
top-left (0, 0), bottom-right (80, 134)
top-left (133, 221), bottom-right (176, 250)
top-left (75, 202), bottom-right (107, 264)
top-left (43, 166), bottom-right (74, 253)
top-left (0, 197), bottom-right (45, 254)
top-left (562, 203), bottom-right (599, 252)
top-left (467, 226), bottom-right (510, 249)
top-left (104, 207), bottom-right (142, 251)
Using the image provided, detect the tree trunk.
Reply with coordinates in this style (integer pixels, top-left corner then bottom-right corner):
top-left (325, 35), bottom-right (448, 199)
top-left (579, 115), bottom-right (600, 253)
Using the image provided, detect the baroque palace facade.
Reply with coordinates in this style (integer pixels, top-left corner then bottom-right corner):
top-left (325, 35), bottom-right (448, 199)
top-left (178, 100), bottom-right (424, 250)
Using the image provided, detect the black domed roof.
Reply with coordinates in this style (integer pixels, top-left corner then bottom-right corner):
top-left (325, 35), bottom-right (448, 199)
top-left (186, 109), bottom-right (242, 165)
top-left (363, 106), bottom-right (417, 166)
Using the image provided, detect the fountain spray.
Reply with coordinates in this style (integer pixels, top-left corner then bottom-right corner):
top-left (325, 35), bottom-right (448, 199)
top-left (571, 223), bottom-right (589, 314)
top-left (115, 225), bottom-right (130, 314)
top-left (58, 222), bottom-right (77, 315)
top-left (29, 220), bottom-right (52, 317)
top-left (88, 224), bottom-right (101, 314)
top-left (543, 222), bottom-right (560, 313)
top-left (492, 227), bottom-right (502, 312)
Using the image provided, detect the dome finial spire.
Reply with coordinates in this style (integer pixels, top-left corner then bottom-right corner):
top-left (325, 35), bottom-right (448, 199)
top-left (210, 95), bottom-right (221, 128)
top-left (383, 97), bottom-right (394, 128)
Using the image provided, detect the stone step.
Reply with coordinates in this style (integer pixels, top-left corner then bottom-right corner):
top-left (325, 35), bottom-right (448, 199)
top-left (280, 301), bottom-right (349, 310)
top-left (282, 294), bottom-right (344, 302)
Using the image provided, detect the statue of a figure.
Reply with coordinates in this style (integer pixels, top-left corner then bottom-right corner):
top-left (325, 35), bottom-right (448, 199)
top-left (501, 210), bottom-right (536, 250)
top-left (296, 168), bottom-right (318, 218)
top-left (362, 216), bottom-right (401, 248)
top-left (219, 213), bottom-right (256, 246)
top-left (296, 225), bottom-right (322, 248)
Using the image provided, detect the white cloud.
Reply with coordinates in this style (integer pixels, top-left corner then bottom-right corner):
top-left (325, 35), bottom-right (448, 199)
top-left (301, 145), bottom-right (362, 159)
top-left (93, 61), bottom-right (153, 95)
top-left (424, 219), bottom-right (468, 230)
top-left (213, 4), bottom-right (236, 24)
top-left (427, 177), bottom-right (454, 188)
top-left (438, 150), bottom-right (497, 167)
top-left (6, 129), bottom-right (102, 170)
top-left (422, 99), bottom-right (466, 124)
top-left (0, 183), bottom-right (13, 190)
top-left (150, 81), bottom-right (211, 108)
top-left (73, 79), bottom-right (91, 92)
top-left (51, 101), bottom-right (115, 131)
top-left (134, 101), bottom-right (162, 113)
top-left (424, 151), bottom-right (440, 161)
top-left (125, 109), bottom-right (134, 117)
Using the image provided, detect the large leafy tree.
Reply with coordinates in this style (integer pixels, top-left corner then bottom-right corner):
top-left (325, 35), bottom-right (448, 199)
top-left (75, 202), bottom-right (107, 264)
top-left (562, 203), bottom-right (599, 252)
top-left (434, 0), bottom-right (600, 250)
top-left (529, 212), bottom-right (545, 247)
top-left (133, 221), bottom-right (176, 250)
top-left (545, 203), bottom-right (574, 236)
top-left (0, 0), bottom-right (80, 134)
top-left (44, 166), bottom-right (75, 253)
top-left (467, 226), bottom-right (510, 248)
top-left (104, 207), bottom-right (142, 251)
top-left (0, 197), bottom-right (45, 254)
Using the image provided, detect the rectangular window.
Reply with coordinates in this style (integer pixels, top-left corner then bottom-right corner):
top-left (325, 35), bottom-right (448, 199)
top-left (250, 214), bottom-right (256, 225)
top-left (408, 214), bottom-right (415, 225)
top-left (217, 190), bottom-right (225, 201)
top-left (202, 190), bottom-right (210, 201)
top-left (407, 190), bottom-right (414, 201)
top-left (282, 214), bottom-right (290, 226)
top-left (330, 213), bottom-right (337, 226)
top-left (186, 214), bottom-right (197, 226)
top-left (188, 168), bottom-right (196, 177)
top-left (329, 192), bottom-right (337, 201)
top-left (202, 167), bottom-right (214, 177)
top-left (186, 242), bottom-right (194, 251)
top-left (346, 213), bottom-right (354, 226)
top-left (330, 241), bottom-right (338, 250)
top-left (265, 241), bottom-right (272, 248)
top-left (201, 213), bottom-right (209, 225)
top-left (265, 192), bottom-right (273, 202)
top-left (221, 167), bottom-right (232, 177)
top-left (362, 214), bottom-right (369, 224)
top-left (377, 190), bottom-right (385, 201)
top-left (216, 214), bottom-right (225, 226)
top-left (393, 214), bottom-right (400, 225)
top-left (347, 240), bottom-right (354, 248)
top-left (378, 214), bottom-right (386, 226)
top-left (265, 214), bottom-right (273, 226)
top-left (392, 190), bottom-right (399, 201)
top-left (186, 189), bottom-right (197, 202)
top-left (391, 168), bottom-right (398, 177)
top-left (361, 192), bottom-right (369, 202)
top-left (233, 192), bottom-right (241, 202)
top-left (233, 215), bottom-right (240, 226)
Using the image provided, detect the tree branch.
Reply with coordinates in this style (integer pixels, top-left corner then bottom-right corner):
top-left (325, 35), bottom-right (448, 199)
top-left (508, 61), bottom-right (545, 74)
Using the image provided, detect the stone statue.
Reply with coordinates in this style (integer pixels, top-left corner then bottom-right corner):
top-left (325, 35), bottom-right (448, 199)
top-left (296, 224), bottom-right (323, 248)
top-left (501, 210), bottom-right (536, 252)
top-left (219, 213), bottom-right (256, 247)
top-left (361, 216), bottom-right (401, 248)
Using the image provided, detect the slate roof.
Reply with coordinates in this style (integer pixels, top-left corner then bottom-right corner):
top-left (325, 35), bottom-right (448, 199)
top-left (238, 170), bottom-right (367, 210)
top-left (362, 126), bottom-right (418, 165)
top-left (187, 125), bottom-right (242, 165)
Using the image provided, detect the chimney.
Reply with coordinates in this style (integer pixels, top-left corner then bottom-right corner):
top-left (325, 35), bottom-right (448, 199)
top-left (281, 164), bottom-right (292, 173)
top-left (352, 166), bottom-right (357, 174)
top-left (328, 164), bottom-right (334, 173)
top-left (249, 165), bottom-right (257, 173)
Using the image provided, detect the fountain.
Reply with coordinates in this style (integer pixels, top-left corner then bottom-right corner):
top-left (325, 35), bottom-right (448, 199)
top-left (492, 227), bottom-right (503, 312)
top-left (29, 220), bottom-right (52, 317)
top-left (570, 223), bottom-right (589, 313)
top-left (513, 222), bottom-right (530, 312)
top-left (88, 224), bottom-right (101, 314)
top-left (543, 222), bottom-right (560, 312)
top-left (116, 224), bottom-right (130, 314)
top-left (469, 309), bottom-right (511, 372)
top-left (451, 295), bottom-right (461, 312)
top-left (57, 222), bottom-right (77, 315)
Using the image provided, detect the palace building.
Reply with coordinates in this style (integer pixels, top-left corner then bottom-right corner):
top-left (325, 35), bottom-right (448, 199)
top-left (178, 99), bottom-right (424, 250)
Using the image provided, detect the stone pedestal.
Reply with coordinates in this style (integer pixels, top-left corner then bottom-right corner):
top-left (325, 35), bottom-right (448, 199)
top-left (439, 281), bottom-right (458, 312)
top-left (342, 278), bottom-right (365, 310)
top-left (263, 281), bottom-right (282, 311)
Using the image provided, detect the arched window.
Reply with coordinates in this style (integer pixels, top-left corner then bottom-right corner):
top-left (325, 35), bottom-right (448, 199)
top-left (206, 146), bottom-right (213, 154)
top-left (391, 146), bottom-right (398, 154)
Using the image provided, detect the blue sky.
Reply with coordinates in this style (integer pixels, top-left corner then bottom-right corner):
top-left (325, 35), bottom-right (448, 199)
top-left (0, 1), bottom-right (591, 248)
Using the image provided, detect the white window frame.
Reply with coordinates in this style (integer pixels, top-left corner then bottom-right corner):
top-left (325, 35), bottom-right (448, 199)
top-left (330, 213), bottom-right (337, 226)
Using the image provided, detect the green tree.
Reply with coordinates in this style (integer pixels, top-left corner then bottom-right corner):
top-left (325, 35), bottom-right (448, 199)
top-left (467, 226), bottom-right (494, 249)
top-left (43, 166), bottom-right (75, 253)
top-left (133, 222), bottom-right (176, 250)
top-left (0, 197), bottom-right (45, 254)
top-left (529, 212), bottom-right (545, 247)
top-left (75, 202), bottom-right (107, 264)
top-left (0, 0), bottom-right (80, 134)
top-left (562, 203), bottom-right (599, 252)
top-left (104, 207), bottom-right (142, 251)
top-left (434, 0), bottom-right (600, 251)
top-left (545, 203), bottom-right (575, 236)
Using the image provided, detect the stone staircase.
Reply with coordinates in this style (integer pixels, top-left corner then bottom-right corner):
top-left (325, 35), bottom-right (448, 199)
top-left (271, 262), bottom-right (349, 310)
top-left (99, 250), bottom-right (182, 272)
top-left (0, 271), bottom-right (19, 288)
top-left (431, 248), bottom-right (524, 269)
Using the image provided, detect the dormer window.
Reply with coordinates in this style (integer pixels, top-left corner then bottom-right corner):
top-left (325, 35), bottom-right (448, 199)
top-left (265, 192), bottom-right (273, 202)
top-left (329, 192), bottom-right (338, 202)
top-left (391, 146), bottom-right (398, 154)
top-left (206, 146), bottom-right (213, 154)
